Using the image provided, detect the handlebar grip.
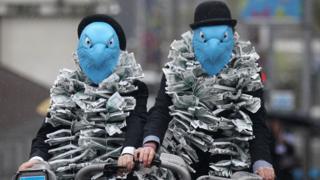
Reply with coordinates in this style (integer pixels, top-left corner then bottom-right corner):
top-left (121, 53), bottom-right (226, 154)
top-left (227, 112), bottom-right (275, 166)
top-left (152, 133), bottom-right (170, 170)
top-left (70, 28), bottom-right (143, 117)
top-left (151, 157), bottom-right (162, 166)
top-left (103, 163), bottom-right (121, 177)
top-left (75, 157), bottom-right (163, 179)
top-left (130, 156), bottom-right (162, 170)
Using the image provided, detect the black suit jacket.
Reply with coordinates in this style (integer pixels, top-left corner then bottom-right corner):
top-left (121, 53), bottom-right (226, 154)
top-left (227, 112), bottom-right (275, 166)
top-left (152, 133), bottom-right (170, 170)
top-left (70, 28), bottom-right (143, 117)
top-left (30, 80), bottom-right (148, 161)
top-left (143, 74), bottom-right (273, 166)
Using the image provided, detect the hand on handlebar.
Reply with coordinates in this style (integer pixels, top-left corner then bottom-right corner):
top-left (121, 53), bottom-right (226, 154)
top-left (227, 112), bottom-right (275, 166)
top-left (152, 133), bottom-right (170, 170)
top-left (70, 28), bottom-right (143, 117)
top-left (117, 154), bottom-right (135, 176)
top-left (118, 154), bottom-right (135, 171)
top-left (255, 167), bottom-right (275, 180)
top-left (18, 159), bottom-right (41, 172)
top-left (134, 142), bottom-right (157, 168)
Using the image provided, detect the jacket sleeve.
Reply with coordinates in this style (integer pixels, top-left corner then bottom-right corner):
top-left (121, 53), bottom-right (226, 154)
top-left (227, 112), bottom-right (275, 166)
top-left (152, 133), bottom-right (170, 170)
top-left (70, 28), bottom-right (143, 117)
top-left (123, 80), bottom-right (149, 148)
top-left (29, 118), bottom-right (59, 161)
top-left (143, 74), bottom-right (173, 145)
top-left (246, 89), bottom-right (274, 166)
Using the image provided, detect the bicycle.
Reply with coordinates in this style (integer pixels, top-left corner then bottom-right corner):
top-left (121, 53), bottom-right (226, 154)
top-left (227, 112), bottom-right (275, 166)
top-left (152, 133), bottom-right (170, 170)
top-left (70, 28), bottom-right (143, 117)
top-left (15, 153), bottom-right (262, 180)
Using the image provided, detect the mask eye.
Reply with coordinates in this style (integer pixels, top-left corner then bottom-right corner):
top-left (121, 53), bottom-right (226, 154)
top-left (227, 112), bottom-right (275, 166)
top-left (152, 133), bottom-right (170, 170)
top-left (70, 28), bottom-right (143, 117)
top-left (200, 31), bottom-right (206, 42)
top-left (84, 37), bottom-right (92, 48)
top-left (107, 37), bottom-right (114, 48)
top-left (224, 32), bottom-right (228, 40)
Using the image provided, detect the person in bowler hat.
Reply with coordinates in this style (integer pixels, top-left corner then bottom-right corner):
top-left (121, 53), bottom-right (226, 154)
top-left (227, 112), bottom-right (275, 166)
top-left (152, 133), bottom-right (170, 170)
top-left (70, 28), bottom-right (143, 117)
top-left (18, 14), bottom-right (148, 179)
top-left (136, 1), bottom-right (275, 180)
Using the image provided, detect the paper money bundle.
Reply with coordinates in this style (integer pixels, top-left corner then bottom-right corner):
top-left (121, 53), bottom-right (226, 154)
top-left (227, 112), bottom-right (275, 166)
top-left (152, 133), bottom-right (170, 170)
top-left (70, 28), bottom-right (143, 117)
top-left (44, 51), bottom-right (143, 179)
top-left (159, 31), bottom-right (264, 178)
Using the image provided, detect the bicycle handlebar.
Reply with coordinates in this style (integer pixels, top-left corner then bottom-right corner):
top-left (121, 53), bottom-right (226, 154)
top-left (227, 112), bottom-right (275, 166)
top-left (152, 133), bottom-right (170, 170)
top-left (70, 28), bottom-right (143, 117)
top-left (74, 164), bottom-right (105, 180)
top-left (74, 153), bottom-right (191, 180)
top-left (17, 155), bottom-right (261, 180)
top-left (158, 153), bottom-right (191, 180)
top-left (196, 172), bottom-right (263, 180)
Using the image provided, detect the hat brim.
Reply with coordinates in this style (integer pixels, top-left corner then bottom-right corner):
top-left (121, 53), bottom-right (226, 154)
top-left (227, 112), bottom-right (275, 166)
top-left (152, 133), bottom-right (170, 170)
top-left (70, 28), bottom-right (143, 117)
top-left (190, 19), bottom-right (237, 29)
top-left (78, 14), bottom-right (126, 50)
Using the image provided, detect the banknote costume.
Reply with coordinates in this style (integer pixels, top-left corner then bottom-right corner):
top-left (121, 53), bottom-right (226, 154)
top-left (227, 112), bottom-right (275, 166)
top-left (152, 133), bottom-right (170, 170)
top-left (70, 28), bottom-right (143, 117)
top-left (28, 14), bottom-right (148, 179)
top-left (143, 1), bottom-right (273, 179)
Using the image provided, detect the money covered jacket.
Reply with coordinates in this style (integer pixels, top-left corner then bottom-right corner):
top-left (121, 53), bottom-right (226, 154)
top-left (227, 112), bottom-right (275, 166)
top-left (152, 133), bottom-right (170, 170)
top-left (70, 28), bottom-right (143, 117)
top-left (143, 74), bottom-right (273, 168)
top-left (30, 80), bottom-right (148, 161)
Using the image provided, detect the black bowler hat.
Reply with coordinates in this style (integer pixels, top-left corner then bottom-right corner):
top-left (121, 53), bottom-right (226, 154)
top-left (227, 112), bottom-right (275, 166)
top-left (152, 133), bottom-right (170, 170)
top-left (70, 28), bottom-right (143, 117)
top-left (77, 14), bottom-right (126, 50)
top-left (190, 1), bottom-right (237, 29)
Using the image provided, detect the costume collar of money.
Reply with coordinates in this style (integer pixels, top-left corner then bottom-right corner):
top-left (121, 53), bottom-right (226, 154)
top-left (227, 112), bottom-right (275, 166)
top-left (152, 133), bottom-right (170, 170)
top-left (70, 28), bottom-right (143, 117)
top-left (161, 31), bottom-right (263, 178)
top-left (44, 51), bottom-right (143, 179)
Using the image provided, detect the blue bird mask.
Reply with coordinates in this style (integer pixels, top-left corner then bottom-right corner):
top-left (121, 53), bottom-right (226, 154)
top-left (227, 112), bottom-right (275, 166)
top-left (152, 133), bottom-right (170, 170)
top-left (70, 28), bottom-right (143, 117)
top-left (77, 22), bottom-right (120, 84)
top-left (192, 25), bottom-right (234, 76)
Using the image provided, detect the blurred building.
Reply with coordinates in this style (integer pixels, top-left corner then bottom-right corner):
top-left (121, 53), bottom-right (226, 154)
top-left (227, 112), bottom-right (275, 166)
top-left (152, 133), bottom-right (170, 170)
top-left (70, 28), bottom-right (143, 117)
top-left (0, 0), bottom-right (320, 179)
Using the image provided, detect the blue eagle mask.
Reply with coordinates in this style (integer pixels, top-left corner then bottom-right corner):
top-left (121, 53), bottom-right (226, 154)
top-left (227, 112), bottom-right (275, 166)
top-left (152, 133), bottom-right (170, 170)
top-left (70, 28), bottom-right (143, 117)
top-left (77, 22), bottom-right (120, 84)
top-left (192, 25), bottom-right (234, 76)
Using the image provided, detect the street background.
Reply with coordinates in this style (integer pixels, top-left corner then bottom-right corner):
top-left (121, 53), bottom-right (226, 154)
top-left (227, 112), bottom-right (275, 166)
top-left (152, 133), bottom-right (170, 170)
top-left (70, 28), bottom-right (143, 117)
top-left (0, 0), bottom-right (320, 179)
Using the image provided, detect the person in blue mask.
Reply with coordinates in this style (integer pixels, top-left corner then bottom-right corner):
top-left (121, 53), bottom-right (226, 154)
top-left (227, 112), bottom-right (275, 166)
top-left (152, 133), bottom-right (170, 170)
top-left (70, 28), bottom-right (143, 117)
top-left (136, 1), bottom-right (275, 180)
top-left (18, 14), bottom-right (148, 178)
top-left (192, 25), bottom-right (235, 77)
top-left (76, 16), bottom-right (123, 85)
